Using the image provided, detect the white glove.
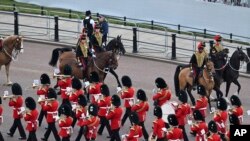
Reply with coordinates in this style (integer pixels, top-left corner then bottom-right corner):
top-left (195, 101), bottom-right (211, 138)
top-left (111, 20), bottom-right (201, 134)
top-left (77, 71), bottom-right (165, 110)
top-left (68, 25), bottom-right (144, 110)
top-left (92, 54), bottom-right (96, 58)
top-left (117, 87), bottom-right (122, 93)
top-left (84, 81), bottom-right (90, 88)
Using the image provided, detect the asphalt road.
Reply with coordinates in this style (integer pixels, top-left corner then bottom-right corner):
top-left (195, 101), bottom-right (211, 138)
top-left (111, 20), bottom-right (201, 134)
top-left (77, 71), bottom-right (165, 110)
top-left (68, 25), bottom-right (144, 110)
top-left (0, 41), bottom-right (250, 141)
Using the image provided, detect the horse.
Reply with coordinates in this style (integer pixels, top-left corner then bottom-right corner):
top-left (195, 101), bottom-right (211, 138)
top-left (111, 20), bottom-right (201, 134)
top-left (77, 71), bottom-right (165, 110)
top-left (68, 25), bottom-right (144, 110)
top-left (212, 47), bottom-right (250, 99)
top-left (0, 35), bottom-right (24, 85)
top-left (174, 60), bottom-right (215, 110)
top-left (49, 36), bottom-right (125, 87)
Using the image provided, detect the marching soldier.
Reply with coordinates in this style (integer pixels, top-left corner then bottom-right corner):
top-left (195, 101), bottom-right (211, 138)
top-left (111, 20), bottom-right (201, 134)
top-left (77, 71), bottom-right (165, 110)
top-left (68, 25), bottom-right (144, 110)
top-left (37, 73), bottom-right (51, 127)
top-left (122, 112), bottom-right (142, 141)
top-left (106, 95), bottom-right (123, 141)
top-left (75, 95), bottom-right (88, 141)
top-left (192, 85), bottom-right (208, 119)
top-left (213, 98), bottom-right (228, 141)
top-left (58, 104), bottom-right (73, 141)
top-left (229, 95), bottom-right (243, 124)
top-left (41, 88), bottom-right (60, 141)
top-left (97, 84), bottom-right (112, 136)
top-left (150, 106), bottom-right (166, 141)
top-left (76, 34), bottom-right (89, 69)
top-left (152, 77), bottom-right (171, 106)
top-left (0, 97), bottom-right (4, 141)
top-left (88, 71), bottom-right (103, 104)
top-left (69, 77), bottom-right (84, 127)
top-left (166, 114), bottom-right (183, 140)
top-left (6, 83), bottom-right (27, 140)
top-left (24, 97), bottom-right (39, 141)
top-left (175, 90), bottom-right (191, 141)
top-left (131, 89), bottom-right (149, 141)
top-left (226, 114), bottom-right (240, 141)
top-left (119, 75), bottom-right (135, 126)
top-left (207, 121), bottom-right (221, 141)
top-left (190, 110), bottom-right (208, 141)
top-left (91, 23), bottom-right (103, 48)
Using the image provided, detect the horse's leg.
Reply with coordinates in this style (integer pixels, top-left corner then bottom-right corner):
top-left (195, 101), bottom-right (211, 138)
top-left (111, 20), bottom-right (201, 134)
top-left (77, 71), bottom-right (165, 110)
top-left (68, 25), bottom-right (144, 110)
top-left (187, 86), bottom-right (196, 106)
top-left (4, 63), bottom-right (12, 85)
top-left (109, 69), bottom-right (122, 87)
top-left (232, 79), bottom-right (241, 95)
top-left (225, 81), bottom-right (232, 98)
top-left (207, 90), bottom-right (212, 112)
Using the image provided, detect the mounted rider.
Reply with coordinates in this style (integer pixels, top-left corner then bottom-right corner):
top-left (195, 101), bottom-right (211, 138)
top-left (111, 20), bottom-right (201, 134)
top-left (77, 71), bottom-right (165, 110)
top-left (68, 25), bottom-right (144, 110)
top-left (91, 23), bottom-right (103, 49)
top-left (76, 33), bottom-right (89, 68)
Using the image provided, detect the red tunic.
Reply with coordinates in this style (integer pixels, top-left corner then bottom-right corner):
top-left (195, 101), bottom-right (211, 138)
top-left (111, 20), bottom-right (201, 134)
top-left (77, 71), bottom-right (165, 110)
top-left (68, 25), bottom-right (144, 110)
top-left (69, 89), bottom-right (84, 104)
top-left (58, 77), bottom-right (72, 100)
top-left (42, 100), bottom-right (59, 123)
top-left (152, 118), bottom-right (165, 139)
top-left (190, 121), bottom-right (208, 141)
top-left (167, 127), bottom-right (183, 140)
top-left (207, 133), bottom-right (221, 141)
top-left (37, 85), bottom-right (49, 98)
top-left (76, 106), bottom-right (87, 126)
top-left (24, 109), bottom-right (39, 131)
top-left (131, 101), bottom-right (149, 122)
top-left (9, 96), bottom-right (23, 119)
top-left (152, 88), bottom-right (171, 106)
top-left (97, 96), bottom-right (111, 117)
top-left (106, 107), bottom-right (123, 130)
top-left (81, 116), bottom-right (100, 139)
top-left (126, 125), bottom-right (143, 141)
top-left (59, 116), bottom-right (73, 138)
top-left (194, 97), bottom-right (208, 118)
top-left (0, 106), bottom-right (3, 123)
top-left (120, 87), bottom-right (135, 108)
top-left (88, 82), bottom-right (103, 104)
top-left (231, 106), bottom-right (243, 124)
top-left (175, 103), bottom-right (191, 126)
top-left (213, 110), bottom-right (228, 134)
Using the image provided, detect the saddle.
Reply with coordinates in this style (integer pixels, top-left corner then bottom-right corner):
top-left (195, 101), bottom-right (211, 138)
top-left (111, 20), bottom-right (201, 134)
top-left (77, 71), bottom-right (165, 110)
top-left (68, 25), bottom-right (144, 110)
top-left (0, 39), bottom-right (3, 50)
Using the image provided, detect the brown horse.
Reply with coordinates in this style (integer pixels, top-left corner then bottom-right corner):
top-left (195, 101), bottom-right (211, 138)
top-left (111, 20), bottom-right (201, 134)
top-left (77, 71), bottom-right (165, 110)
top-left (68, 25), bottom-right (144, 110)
top-left (0, 35), bottom-right (24, 85)
top-left (174, 60), bottom-right (215, 110)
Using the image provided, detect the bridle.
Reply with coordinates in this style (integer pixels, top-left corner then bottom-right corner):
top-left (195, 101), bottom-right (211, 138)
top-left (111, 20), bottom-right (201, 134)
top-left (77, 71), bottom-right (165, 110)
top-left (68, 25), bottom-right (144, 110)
top-left (3, 37), bottom-right (23, 61)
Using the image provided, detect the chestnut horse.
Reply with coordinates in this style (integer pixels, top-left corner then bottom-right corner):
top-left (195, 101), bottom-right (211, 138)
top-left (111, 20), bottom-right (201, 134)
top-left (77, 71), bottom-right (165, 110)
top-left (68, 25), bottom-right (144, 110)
top-left (0, 35), bottom-right (24, 85)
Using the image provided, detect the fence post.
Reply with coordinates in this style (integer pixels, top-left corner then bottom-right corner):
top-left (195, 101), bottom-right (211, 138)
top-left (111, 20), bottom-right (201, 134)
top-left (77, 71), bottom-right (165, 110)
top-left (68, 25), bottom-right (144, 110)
top-left (209, 40), bottom-right (214, 54)
top-left (13, 4), bottom-right (16, 11)
top-left (230, 33), bottom-right (233, 43)
top-left (14, 11), bottom-right (19, 35)
top-left (178, 24), bottom-right (180, 34)
top-left (133, 27), bottom-right (138, 53)
top-left (151, 20), bottom-right (154, 30)
top-left (41, 6), bottom-right (44, 15)
top-left (124, 16), bottom-right (126, 26)
top-left (54, 16), bottom-right (59, 42)
top-left (97, 13), bottom-right (99, 18)
top-left (204, 29), bottom-right (206, 38)
top-left (247, 48), bottom-right (250, 73)
top-left (171, 34), bottom-right (176, 60)
top-left (69, 9), bottom-right (72, 19)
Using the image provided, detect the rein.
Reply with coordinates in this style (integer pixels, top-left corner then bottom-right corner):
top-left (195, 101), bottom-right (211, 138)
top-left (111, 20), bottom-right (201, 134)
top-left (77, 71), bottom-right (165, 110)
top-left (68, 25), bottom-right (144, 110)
top-left (93, 58), bottom-right (108, 73)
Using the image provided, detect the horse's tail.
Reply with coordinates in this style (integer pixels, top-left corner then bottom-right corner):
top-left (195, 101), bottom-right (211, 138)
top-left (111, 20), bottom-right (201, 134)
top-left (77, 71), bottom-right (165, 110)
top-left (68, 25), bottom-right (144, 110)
top-left (49, 47), bottom-right (72, 67)
top-left (174, 65), bottom-right (182, 97)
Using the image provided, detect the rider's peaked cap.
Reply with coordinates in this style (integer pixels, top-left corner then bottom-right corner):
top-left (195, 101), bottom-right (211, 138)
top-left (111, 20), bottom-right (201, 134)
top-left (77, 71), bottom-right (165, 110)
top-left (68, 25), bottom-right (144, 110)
top-left (25, 97), bottom-right (36, 110)
top-left (216, 98), bottom-right (228, 111)
top-left (78, 95), bottom-right (87, 107)
top-left (47, 88), bottom-right (57, 99)
top-left (72, 78), bottom-right (82, 90)
top-left (229, 114), bottom-right (240, 125)
top-left (167, 114), bottom-right (179, 126)
top-left (230, 95), bottom-right (242, 107)
top-left (121, 75), bottom-right (132, 87)
top-left (90, 71), bottom-right (100, 83)
top-left (154, 106), bottom-right (162, 118)
top-left (12, 83), bottom-right (22, 95)
top-left (40, 73), bottom-right (51, 85)
top-left (63, 64), bottom-right (72, 75)
top-left (130, 112), bottom-right (140, 125)
top-left (61, 104), bottom-right (72, 116)
top-left (155, 77), bottom-right (167, 89)
top-left (178, 90), bottom-right (188, 103)
top-left (208, 120), bottom-right (217, 133)
top-left (111, 95), bottom-right (121, 107)
top-left (197, 85), bottom-right (206, 96)
top-left (101, 84), bottom-right (110, 96)
top-left (88, 103), bottom-right (98, 116)
top-left (136, 89), bottom-right (147, 101)
top-left (193, 110), bottom-right (204, 121)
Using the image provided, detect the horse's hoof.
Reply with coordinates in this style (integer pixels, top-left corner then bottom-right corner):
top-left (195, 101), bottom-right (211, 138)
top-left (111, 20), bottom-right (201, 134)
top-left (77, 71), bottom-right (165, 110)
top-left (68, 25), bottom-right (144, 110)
top-left (233, 92), bottom-right (239, 95)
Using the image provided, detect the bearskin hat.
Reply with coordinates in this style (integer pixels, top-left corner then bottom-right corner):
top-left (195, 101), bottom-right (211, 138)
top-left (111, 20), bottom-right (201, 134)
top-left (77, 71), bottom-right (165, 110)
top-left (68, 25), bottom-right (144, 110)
top-left (40, 73), bottom-right (51, 85)
top-left (63, 64), bottom-right (72, 76)
top-left (101, 84), bottom-right (110, 97)
top-left (136, 89), bottom-right (147, 101)
top-left (197, 85), bottom-right (206, 96)
top-left (61, 104), bottom-right (72, 116)
top-left (0, 97), bottom-right (2, 104)
top-left (193, 110), bottom-right (204, 121)
top-left (229, 114), bottom-right (240, 125)
top-left (230, 95), bottom-right (242, 107)
top-left (111, 95), bottom-right (121, 107)
top-left (208, 120), bottom-right (217, 133)
top-left (214, 35), bottom-right (222, 41)
top-left (154, 106), bottom-right (162, 118)
top-left (178, 90), bottom-right (188, 103)
top-left (155, 77), bottom-right (167, 89)
top-left (90, 71), bottom-right (100, 83)
top-left (168, 114), bottom-right (179, 126)
top-left (85, 10), bottom-right (91, 16)
top-left (47, 88), bottom-right (57, 99)
top-left (72, 78), bottom-right (82, 90)
top-left (130, 112), bottom-right (140, 125)
top-left (121, 75), bottom-right (132, 87)
top-left (12, 83), bottom-right (22, 96)
top-left (216, 98), bottom-right (228, 111)
top-left (88, 104), bottom-right (98, 116)
top-left (78, 95), bottom-right (87, 107)
top-left (25, 97), bottom-right (36, 110)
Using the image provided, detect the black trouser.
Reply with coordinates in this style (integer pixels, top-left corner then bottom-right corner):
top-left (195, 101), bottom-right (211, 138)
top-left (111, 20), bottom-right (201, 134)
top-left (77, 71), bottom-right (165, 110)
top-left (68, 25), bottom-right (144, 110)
top-left (72, 111), bottom-right (77, 128)
top-left (139, 121), bottom-right (149, 140)
top-left (44, 122), bottom-right (60, 141)
top-left (179, 125), bottom-right (189, 141)
top-left (0, 131), bottom-right (4, 141)
top-left (27, 131), bottom-right (37, 141)
top-left (9, 118), bottom-right (26, 138)
top-left (38, 109), bottom-right (47, 126)
top-left (98, 116), bottom-right (112, 135)
top-left (110, 128), bottom-right (121, 141)
top-left (102, 34), bottom-right (107, 46)
top-left (62, 136), bottom-right (70, 141)
top-left (59, 99), bottom-right (72, 116)
top-left (121, 107), bottom-right (132, 126)
top-left (156, 138), bottom-right (165, 141)
top-left (75, 126), bottom-right (85, 141)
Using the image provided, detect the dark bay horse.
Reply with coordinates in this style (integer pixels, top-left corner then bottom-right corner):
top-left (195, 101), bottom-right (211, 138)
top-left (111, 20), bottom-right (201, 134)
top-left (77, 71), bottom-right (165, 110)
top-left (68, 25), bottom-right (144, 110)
top-left (0, 35), bottom-right (24, 85)
top-left (174, 60), bottom-right (215, 109)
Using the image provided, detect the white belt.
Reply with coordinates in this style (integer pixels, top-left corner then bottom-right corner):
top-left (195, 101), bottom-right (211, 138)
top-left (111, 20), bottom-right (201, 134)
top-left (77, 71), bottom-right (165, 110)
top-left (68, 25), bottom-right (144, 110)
top-left (27, 120), bottom-right (38, 127)
top-left (124, 98), bottom-right (134, 100)
top-left (61, 89), bottom-right (66, 91)
top-left (62, 126), bottom-right (73, 134)
top-left (199, 107), bottom-right (207, 110)
top-left (100, 106), bottom-right (110, 109)
top-left (47, 111), bottom-right (58, 114)
top-left (169, 139), bottom-right (181, 141)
